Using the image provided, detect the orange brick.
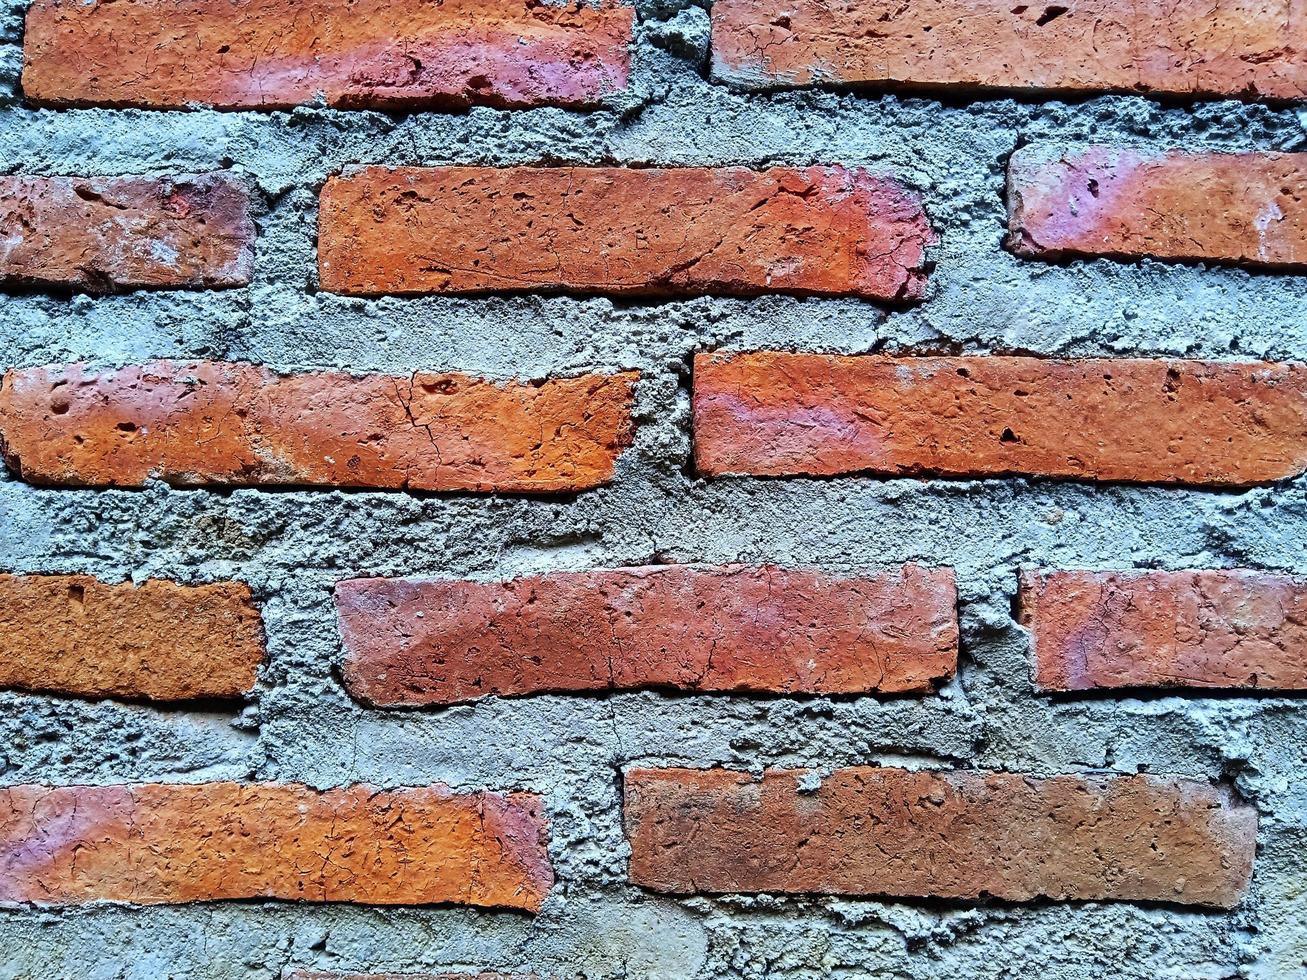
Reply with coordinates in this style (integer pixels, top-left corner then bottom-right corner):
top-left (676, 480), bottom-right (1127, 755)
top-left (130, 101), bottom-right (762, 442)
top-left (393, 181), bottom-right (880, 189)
top-left (23, 0), bottom-right (633, 111)
top-left (337, 564), bottom-right (958, 706)
top-left (0, 574), bottom-right (264, 701)
top-left (0, 174), bottom-right (253, 292)
top-left (692, 352), bottom-right (1307, 487)
top-left (1022, 569), bottom-right (1307, 692)
top-left (1009, 146), bottom-right (1307, 269)
top-left (318, 166), bottom-right (934, 301)
top-left (625, 767), bottom-right (1256, 908)
top-left (0, 783), bottom-right (552, 910)
top-left (711, 0), bottom-right (1307, 101)
top-left (0, 361), bottom-right (636, 493)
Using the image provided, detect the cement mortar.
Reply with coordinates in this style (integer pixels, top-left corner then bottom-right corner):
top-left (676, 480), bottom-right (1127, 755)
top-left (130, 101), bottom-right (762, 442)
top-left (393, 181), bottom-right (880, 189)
top-left (1, 3), bottom-right (1305, 977)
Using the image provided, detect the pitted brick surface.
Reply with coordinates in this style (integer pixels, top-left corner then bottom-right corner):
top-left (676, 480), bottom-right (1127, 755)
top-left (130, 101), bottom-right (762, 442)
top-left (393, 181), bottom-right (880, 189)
top-left (318, 166), bottom-right (935, 301)
top-left (1022, 569), bottom-right (1307, 691)
top-left (711, 0), bottom-right (1307, 101)
top-left (1009, 147), bottom-right (1307, 269)
top-left (0, 174), bottom-right (253, 292)
top-left (0, 360), bottom-right (637, 492)
top-left (625, 767), bottom-right (1257, 908)
top-left (0, 574), bottom-right (264, 701)
top-left (693, 352), bottom-right (1307, 487)
top-left (0, 782), bottom-right (553, 910)
top-left (22, 0), bottom-right (633, 111)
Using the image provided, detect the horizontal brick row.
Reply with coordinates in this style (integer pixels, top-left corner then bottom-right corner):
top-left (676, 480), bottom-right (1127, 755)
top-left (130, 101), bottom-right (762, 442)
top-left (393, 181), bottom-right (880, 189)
top-left (1, 153), bottom-right (1305, 298)
top-left (711, 0), bottom-right (1307, 102)
top-left (22, 0), bottom-right (633, 112)
top-left (318, 165), bottom-right (935, 301)
top-left (0, 770), bottom-right (1255, 909)
top-left (0, 782), bottom-right (552, 910)
top-left (11, 566), bottom-right (1302, 706)
top-left (0, 174), bottom-right (254, 293)
top-left (624, 766), bottom-right (1256, 908)
top-left (1022, 569), bottom-right (1307, 692)
top-left (23, 0), bottom-right (1306, 109)
top-left (336, 564), bottom-right (958, 706)
top-left (3, 354), bottom-right (1304, 492)
top-left (0, 574), bottom-right (264, 701)
top-left (0, 361), bottom-right (636, 493)
top-left (693, 352), bottom-right (1307, 487)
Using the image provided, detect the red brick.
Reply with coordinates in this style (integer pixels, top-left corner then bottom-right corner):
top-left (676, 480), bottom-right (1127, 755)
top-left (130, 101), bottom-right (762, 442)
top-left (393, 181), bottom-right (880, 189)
top-left (711, 0), bottom-right (1307, 101)
top-left (0, 360), bottom-right (636, 492)
top-left (318, 166), bottom-right (934, 301)
top-left (22, 0), bottom-right (633, 112)
top-left (0, 174), bottom-right (253, 292)
top-left (1009, 146), bottom-right (1307, 270)
top-left (692, 352), bottom-right (1307, 487)
top-left (0, 782), bottom-right (552, 910)
top-left (337, 564), bottom-right (958, 706)
top-left (0, 574), bottom-right (264, 701)
top-left (624, 767), bottom-right (1256, 908)
top-left (1021, 569), bottom-right (1307, 692)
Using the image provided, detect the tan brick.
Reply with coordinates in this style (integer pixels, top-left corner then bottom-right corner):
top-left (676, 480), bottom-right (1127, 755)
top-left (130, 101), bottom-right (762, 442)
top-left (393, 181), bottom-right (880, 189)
top-left (0, 783), bottom-right (552, 910)
top-left (0, 574), bottom-right (264, 701)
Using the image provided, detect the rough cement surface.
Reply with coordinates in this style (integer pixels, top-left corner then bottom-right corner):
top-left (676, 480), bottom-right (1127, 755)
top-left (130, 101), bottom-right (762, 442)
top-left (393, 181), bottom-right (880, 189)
top-left (0, 2), bottom-right (1305, 976)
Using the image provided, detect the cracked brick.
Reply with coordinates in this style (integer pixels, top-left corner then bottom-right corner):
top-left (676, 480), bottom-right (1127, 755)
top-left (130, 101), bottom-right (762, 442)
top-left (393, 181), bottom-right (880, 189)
top-left (0, 361), bottom-right (637, 492)
top-left (318, 166), bottom-right (935, 301)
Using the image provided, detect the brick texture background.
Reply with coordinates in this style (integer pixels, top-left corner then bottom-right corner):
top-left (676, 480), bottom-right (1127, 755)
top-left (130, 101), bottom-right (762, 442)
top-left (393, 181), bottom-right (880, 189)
top-left (1, 1), bottom-right (1306, 978)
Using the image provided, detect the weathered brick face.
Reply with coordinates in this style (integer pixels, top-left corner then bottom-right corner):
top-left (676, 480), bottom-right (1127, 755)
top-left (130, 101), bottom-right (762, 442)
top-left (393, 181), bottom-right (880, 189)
top-left (0, 174), bottom-right (254, 292)
top-left (0, 783), bottom-right (553, 910)
top-left (625, 767), bottom-right (1257, 908)
top-left (0, 361), bottom-right (636, 492)
top-left (318, 166), bottom-right (934, 300)
top-left (22, 0), bottom-right (633, 111)
top-left (711, 0), bottom-right (1307, 100)
top-left (2, 0), bottom-right (1304, 972)
top-left (693, 352), bottom-right (1307, 486)
top-left (1022, 569), bottom-right (1307, 691)
top-left (336, 565), bottom-right (958, 706)
top-left (0, 574), bottom-right (264, 701)
top-left (1008, 147), bottom-right (1307, 269)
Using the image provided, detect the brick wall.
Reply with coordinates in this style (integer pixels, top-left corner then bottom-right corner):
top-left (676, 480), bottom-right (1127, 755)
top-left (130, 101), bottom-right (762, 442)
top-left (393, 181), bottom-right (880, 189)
top-left (1, 1), bottom-right (1305, 977)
